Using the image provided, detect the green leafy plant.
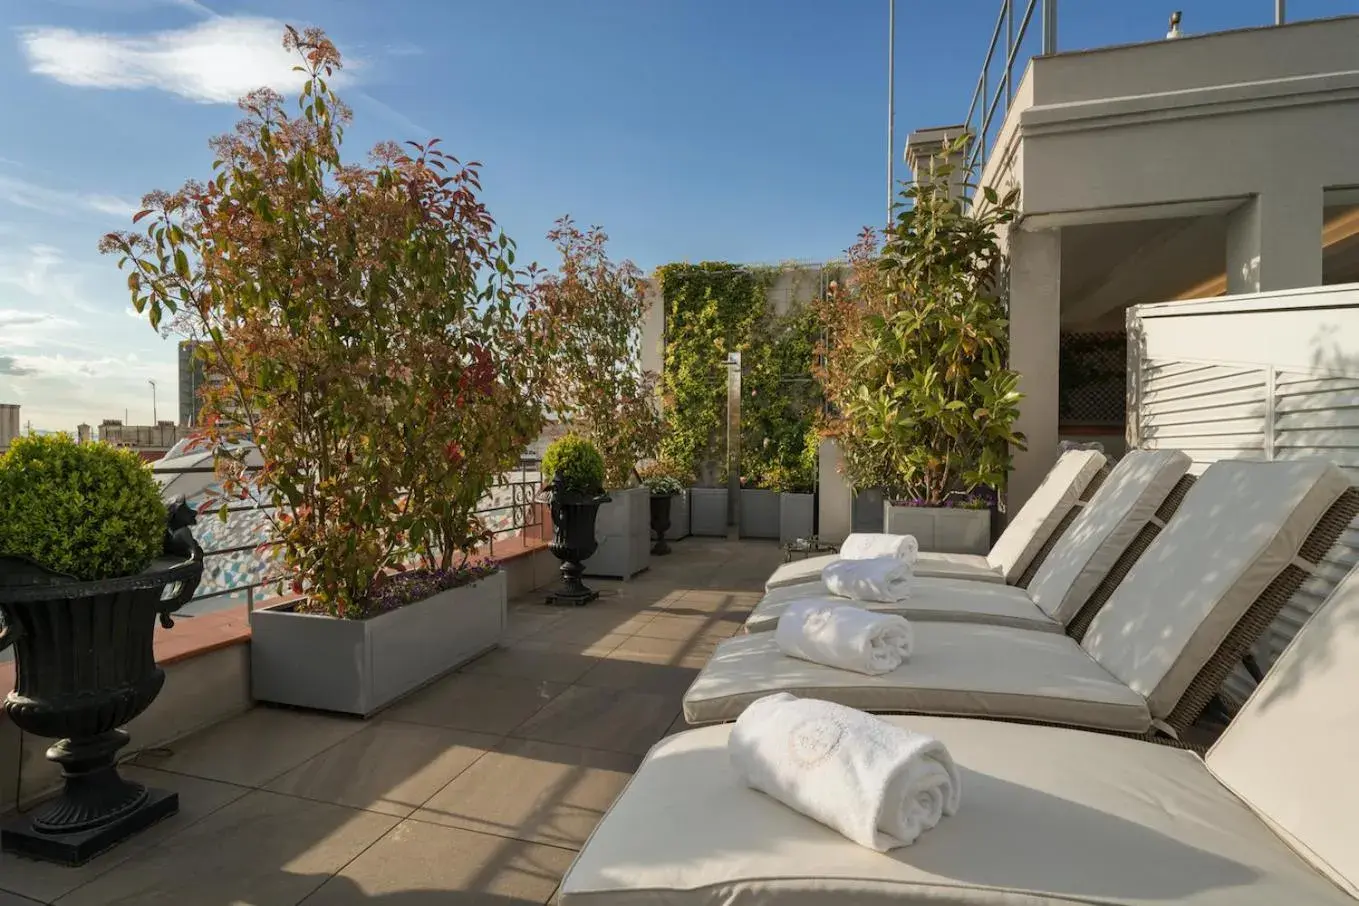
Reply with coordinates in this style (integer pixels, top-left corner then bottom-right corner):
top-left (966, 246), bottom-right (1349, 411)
top-left (102, 27), bottom-right (548, 618)
top-left (542, 435), bottom-right (606, 496)
top-left (537, 218), bottom-right (661, 489)
top-left (817, 136), bottom-right (1026, 506)
top-left (637, 461), bottom-right (686, 496)
top-left (0, 434), bottom-right (166, 581)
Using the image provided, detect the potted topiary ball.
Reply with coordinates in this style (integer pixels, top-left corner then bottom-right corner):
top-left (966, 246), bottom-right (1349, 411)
top-left (0, 434), bottom-right (203, 866)
top-left (541, 435), bottom-right (608, 605)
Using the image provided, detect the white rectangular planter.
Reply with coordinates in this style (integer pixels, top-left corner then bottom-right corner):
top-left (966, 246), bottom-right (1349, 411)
top-left (250, 569), bottom-right (507, 717)
top-left (883, 503), bottom-right (991, 555)
top-left (583, 486), bottom-right (651, 579)
top-left (669, 489), bottom-right (691, 541)
top-left (739, 489), bottom-right (780, 539)
top-left (689, 487), bottom-right (729, 537)
top-left (779, 492), bottom-right (815, 544)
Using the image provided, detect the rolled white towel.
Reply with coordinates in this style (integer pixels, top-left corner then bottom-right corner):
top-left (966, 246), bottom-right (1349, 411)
top-left (821, 556), bottom-right (913, 603)
top-left (729, 692), bottom-right (961, 850)
top-left (775, 600), bottom-right (913, 675)
top-left (839, 532), bottom-right (919, 568)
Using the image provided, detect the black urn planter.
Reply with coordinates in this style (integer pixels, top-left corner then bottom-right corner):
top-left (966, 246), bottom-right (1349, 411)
top-left (649, 494), bottom-right (674, 556)
top-left (545, 476), bottom-right (610, 606)
top-left (0, 508), bottom-right (203, 866)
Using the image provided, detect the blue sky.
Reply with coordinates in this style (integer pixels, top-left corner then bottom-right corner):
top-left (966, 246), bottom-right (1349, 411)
top-left (1, 0), bottom-right (1355, 431)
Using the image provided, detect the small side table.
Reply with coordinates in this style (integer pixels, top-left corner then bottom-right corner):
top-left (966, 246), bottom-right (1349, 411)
top-left (781, 537), bottom-right (841, 563)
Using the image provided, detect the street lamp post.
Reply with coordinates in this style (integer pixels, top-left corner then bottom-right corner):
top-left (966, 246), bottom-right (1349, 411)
top-left (148, 380), bottom-right (157, 424)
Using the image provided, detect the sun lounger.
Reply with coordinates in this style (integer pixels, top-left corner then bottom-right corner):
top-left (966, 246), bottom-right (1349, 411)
top-left (684, 459), bottom-right (1358, 739)
top-left (746, 449), bottom-right (1193, 635)
top-left (561, 556), bottom-right (1359, 905)
top-left (765, 448), bottom-right (1108, 591)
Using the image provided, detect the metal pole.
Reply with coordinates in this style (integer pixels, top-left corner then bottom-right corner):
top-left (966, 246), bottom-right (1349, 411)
top-left (1275, 0), bottom-right (1286, 25)
top-left (1005, 0), bottom-right (1014, 106)
top-left (886, 0), bottom-right (896, 226)
top-left (149, 379), bottom-right (157, 423)
top-left (1041, 0), bottom-right (1057, 54)
top-left (726, 352), bottom-right (741, 533)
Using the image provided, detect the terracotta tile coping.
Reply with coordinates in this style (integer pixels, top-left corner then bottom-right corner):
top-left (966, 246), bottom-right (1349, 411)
top-left (0, 533), bottom-right (552, 710)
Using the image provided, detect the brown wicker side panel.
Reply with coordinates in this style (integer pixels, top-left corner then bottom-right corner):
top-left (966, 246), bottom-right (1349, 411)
top-left (1161, 486), bottom-right (1359, 738)
top-left (1066, 473), bottom-right (1199, 642)
top-left (1014, 465), bottom-right (1112, 589)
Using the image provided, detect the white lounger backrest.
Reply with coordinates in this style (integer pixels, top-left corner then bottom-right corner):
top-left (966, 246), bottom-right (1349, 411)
top-left (985, 448), bottom-right (1107, 581)
top-left (1207, 560), bottom-right (1359, 897)
top-left (1026, 449), bottom-right (1191, 625)
top-left (1081, 459), bottom-right (1350, 720)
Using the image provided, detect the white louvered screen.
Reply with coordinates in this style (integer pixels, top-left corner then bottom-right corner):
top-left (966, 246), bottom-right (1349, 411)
top-left (1128, 288), bottom-right (1359, 708)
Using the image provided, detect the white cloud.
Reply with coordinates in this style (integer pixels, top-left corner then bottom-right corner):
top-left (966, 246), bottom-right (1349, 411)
top-left (0, 175), bottom-right (135, 221)
top-left (18, 16), bottom-right (350, 104)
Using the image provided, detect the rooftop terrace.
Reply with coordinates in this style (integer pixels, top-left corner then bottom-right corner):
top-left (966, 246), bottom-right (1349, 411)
top-left (0, 537), bottom-right (784, 906)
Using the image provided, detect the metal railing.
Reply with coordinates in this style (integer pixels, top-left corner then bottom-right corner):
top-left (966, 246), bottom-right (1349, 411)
top-left (155, 458), bottom-right (544, 618)
top-left (962, 1), bottom-right (1296, 186)
top-left (962, 0), bottom-right (1055, 186)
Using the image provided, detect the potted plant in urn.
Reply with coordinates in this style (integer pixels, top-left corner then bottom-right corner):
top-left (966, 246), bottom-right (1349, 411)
top-left (815, 136), bottom-right (1025, 553)
top-left (542, 435), bottom-right (609, 605)
top-left (101, 28), bottom-right (550, 717)
top-left (0, 435), bottom-right (203, 865)
top-left (639, 463), bottom-right (686, 555)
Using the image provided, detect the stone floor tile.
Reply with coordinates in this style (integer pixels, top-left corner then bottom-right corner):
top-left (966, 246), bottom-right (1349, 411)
top-left (411, 738), bottom-right (637, 849)
top-left (383, 674), bottom-right (566, 736)
top-left (265, 722), bottom-right (501, 817)
top-left (300, 820), bottom-right (574, 905)
top-left (459, 645), bottom-right (604, 685)
top-left (55, 791), bottom-right (397, 906)
top-left (0, 767), bottom-right (248, 904)
top-left (129, 706), bottom-right (366, 788)
top-left (511, 686), bottom-right (679, 756)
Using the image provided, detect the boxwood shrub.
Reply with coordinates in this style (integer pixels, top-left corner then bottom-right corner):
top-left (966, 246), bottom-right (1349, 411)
top-left (0, 434), bottom-right (166, 581)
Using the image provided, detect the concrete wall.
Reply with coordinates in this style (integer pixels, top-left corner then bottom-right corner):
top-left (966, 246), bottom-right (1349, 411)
top-left (0, 403), bottom-right (18, 451)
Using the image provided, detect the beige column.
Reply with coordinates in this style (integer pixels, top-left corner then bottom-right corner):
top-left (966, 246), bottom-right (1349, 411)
top-left (817, 438), bottom-right (853, 543)
top-left (1007, 227), bottom-right (1062, 517)
top-left (1226, 187), bottom-right (1322, 294)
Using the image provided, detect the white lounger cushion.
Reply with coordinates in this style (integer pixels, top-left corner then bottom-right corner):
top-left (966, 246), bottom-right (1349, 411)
top-left (699, 459), bottom-right (1350, 731)
top-left (1024, 449), bottom-right (1190, 624)
top-left (745, 578), bottom-right (1061, 634)
top-left (1082, 458), bottom-right (1350, 719)
top-left (984, 447), bottom-right (1107, 581)
top-left (1206, 560), bottom-right (1359, 896)
top-left (762, 449), bottom-right (1105, 592)
top-left (747, 450), bottom-right (1190, 636)
top-left (683, 626), bottom-right (1149, 731)
top-left (765, 551), bottom-right (1003, 591)
top-left (560, 716), bottom-right (1351, 906)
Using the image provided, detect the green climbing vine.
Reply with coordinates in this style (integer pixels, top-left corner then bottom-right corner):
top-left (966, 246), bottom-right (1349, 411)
top-left (656, 262), bottom-right (825, 491)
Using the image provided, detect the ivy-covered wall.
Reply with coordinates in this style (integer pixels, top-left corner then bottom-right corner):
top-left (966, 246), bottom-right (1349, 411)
top-left (655, 262), bottom-right (827, 489)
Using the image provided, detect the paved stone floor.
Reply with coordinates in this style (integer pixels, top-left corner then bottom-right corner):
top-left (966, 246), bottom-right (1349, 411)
top-left (0, 537), bottom-right (783, 906)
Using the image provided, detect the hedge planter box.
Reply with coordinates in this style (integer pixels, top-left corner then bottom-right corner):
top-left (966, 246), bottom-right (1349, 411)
top-left (883, 504), bottom-right (990, 555)
top-left (583, 487), bottom-right (651, 579)
top-left (740, 489), bottom-right (780, 540)
top-left (779, 492), bottom-right (815, 544)
top-left (250, 570), bottom-right (507, 717)
top-left (670, 489), bottom-right (691, 541)
top-left (689, 487), bottom-right (729, 537)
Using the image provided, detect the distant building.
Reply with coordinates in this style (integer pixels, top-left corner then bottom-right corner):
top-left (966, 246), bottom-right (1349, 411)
top-left (0, 403), bottom-right (18, 452)
top-left (178, 340), bottom-right (207, 427)
top-left (98, 419), bottom-right (189, 461)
